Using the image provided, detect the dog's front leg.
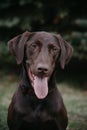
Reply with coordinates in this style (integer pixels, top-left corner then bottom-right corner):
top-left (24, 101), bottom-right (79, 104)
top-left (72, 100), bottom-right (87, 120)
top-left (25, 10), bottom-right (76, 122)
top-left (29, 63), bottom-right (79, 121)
top-left (54, 109), bottom-right (68, 130)
top-left (7, 112), bottom-right (23, 130)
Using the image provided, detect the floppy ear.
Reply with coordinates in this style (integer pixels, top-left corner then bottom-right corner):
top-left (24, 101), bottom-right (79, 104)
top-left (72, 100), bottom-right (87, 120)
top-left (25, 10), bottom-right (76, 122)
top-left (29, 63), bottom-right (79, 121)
top-left (56, 35), bottom-right (73, 69)
top-left (8, 31), bottom-right (31, 64)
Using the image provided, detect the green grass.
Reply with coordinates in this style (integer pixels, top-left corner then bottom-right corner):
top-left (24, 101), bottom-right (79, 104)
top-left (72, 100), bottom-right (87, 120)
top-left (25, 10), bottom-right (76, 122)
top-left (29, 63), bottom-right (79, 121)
top-left (58, 83), bottom-right (87, 130)
top-left (0, 73), bottom-right (87, 130)
top-left (0, 73), bottom-right (18, 130)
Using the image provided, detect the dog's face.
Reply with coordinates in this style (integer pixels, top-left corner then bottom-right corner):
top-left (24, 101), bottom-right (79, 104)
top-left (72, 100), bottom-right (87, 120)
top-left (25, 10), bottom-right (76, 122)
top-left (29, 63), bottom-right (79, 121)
top-left (26, 32), bottom-right (60, 80)
top-left (8, 31), bottom-right (73, 99)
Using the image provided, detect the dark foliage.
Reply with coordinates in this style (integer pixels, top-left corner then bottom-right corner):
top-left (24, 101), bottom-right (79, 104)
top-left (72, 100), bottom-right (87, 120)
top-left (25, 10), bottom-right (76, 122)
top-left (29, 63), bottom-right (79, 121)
top-left (0, 0), bottom-right (87, 66)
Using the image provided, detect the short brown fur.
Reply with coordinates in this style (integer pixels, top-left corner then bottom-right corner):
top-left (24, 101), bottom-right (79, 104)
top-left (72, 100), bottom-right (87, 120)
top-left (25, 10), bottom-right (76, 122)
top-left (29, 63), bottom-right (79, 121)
top-left (7, 31), bottom-right (73, 130)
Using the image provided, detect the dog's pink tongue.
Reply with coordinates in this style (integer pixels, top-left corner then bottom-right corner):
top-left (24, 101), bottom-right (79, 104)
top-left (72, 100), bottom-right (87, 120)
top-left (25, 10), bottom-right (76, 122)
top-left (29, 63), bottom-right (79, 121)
top-left (33, 76), bottom-right (48, 99)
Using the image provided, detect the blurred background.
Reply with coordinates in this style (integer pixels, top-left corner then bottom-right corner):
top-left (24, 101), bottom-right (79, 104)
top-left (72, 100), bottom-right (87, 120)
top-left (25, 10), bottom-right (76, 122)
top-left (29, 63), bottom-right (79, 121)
top-left (0, 0), bottom-right (87, 130)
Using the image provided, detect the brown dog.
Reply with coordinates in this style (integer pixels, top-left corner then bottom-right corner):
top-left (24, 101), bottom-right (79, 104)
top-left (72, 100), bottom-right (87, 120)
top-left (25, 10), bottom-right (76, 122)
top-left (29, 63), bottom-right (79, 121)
top-left (7, 31), bottom-right (73, 130)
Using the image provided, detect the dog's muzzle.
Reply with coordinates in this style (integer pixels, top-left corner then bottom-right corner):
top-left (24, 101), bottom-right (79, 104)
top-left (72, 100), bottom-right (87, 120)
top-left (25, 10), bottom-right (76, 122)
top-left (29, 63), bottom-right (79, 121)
top-left (28, 68), bottom-right (49, 99)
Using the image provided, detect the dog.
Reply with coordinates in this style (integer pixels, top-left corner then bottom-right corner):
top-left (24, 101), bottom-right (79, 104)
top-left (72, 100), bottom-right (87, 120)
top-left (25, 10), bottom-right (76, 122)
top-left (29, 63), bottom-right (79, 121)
top-left (7, 31), bottom-right (73, 130)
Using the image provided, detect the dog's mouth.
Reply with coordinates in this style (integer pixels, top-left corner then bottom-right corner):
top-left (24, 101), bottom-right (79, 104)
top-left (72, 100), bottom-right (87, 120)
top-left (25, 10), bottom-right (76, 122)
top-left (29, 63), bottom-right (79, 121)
top-left (28, 69), bottom-right (48, 99)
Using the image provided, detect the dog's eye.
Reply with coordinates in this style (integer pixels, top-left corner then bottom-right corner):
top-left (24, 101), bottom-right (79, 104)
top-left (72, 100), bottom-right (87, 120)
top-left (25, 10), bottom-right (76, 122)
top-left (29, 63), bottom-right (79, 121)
top-left (31, 43), bottom-right (37, 49)
top-left (51, 46), bottom-right (58, 53)
top-left (52, 47), bottom-right (58, 52)
top-left (49, 44), bottom-right (58, 52)
top-left (49, 44), bottom-right (60, 57)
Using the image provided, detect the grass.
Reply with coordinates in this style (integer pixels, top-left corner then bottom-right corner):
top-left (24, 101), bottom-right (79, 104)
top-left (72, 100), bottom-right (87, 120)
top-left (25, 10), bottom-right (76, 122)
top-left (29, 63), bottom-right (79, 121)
top-left (59, 83), bottom-right (87, 130)
top-left (0, 72), bottom-right (87, 130)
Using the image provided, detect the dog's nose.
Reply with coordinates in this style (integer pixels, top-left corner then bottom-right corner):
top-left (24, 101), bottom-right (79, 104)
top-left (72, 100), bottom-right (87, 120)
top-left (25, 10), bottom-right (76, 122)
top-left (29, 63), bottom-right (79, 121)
top-left (37, 64), bottom-right (49, 73)
top-left (38, 67), bottom-right (48, 72)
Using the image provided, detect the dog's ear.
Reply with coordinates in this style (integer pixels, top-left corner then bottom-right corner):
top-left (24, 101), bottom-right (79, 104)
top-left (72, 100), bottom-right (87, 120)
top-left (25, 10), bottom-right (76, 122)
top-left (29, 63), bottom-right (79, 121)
top-left (56, 35), bottom-right (73, 69)
top-left (8, 31), bottom-right (31, 64)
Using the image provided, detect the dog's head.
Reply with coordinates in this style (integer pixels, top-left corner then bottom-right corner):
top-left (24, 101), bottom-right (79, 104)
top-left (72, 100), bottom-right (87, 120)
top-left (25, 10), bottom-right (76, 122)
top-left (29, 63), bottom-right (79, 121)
top-left (8, 31), bottom-right (73, 99)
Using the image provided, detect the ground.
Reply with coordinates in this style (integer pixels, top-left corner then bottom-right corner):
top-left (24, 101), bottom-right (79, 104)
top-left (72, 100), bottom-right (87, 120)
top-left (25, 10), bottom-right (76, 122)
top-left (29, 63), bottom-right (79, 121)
top-left (0, 72), bottom-right (87, 130)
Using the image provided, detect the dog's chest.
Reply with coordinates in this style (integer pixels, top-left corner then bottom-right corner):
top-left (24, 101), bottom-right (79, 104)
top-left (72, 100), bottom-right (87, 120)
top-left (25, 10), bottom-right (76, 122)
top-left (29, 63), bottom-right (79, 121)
top-left (23, 100), bottom-right (52, 123)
